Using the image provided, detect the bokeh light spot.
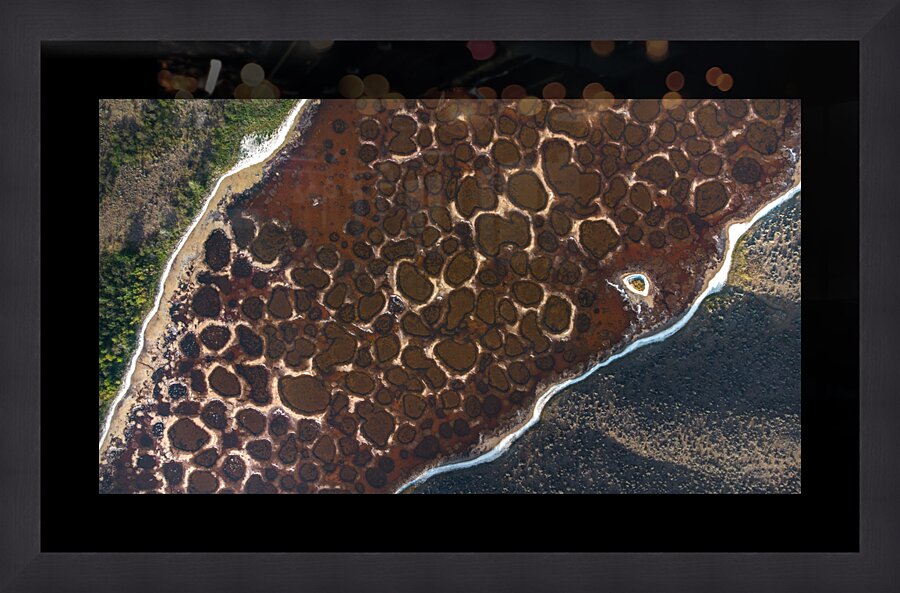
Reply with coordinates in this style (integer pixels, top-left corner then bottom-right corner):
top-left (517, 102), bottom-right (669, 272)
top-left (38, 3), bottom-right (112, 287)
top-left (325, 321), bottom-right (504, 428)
top-left (517, 97), bottom-right (541, 115)
top-left (585, 90), bottom-right (615, 108)
top-left (338, 75), bottom-right (365, 99)
top-left (251, 81), bottom-right (280, 99)
top-left (233, 83), bottom-right (252, 99)
top-left (662, 91), bottom-right (683, 109)
top-left (706, 67), bottom-right (723, 86)
top-left (582, 82), bottom-right (606, 99)
top-left (716, 73), bottom-right (734, 92)
top-left (541, 82), bottom-right (566, 99)
top-left (665, 71), bottom-right (685, 92)
top-left (477, 86), bottom-right (498, 99)
top-left (363, 74), bottom-right (391, 98)
top-left (590, 41), bottom-right (616, 56)
top-left (157, 70), bottom-right (173, 91)
top-left (501, 84), bottom-right (527, 100)
top-left (240, 63), bottom-right (265, 87)
top-left (355, 98), bottom-right (380, 116)
top-left (646, 40), bottom-right (669, 62)
top-left (467, 41), bottom-right (496, 61)
top-left (596, 91), bottom-right (616, 108)
top-left (171, 76), bottom-right (198, 92)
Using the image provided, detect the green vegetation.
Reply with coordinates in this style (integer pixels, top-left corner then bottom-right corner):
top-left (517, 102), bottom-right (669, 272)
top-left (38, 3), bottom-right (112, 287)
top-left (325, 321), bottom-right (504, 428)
top-left (727, 235), bottom-right (753, 289)
top-left (99, 101), bottom-right (181, 198)
top-left (209, 100), bottom-right (298, 173)
top-left (702, 290), bottom-right (733, 314)
top-left (98, 99), bottom-right (297, 430)
top-left (98, 237), bottom-right (171, 426)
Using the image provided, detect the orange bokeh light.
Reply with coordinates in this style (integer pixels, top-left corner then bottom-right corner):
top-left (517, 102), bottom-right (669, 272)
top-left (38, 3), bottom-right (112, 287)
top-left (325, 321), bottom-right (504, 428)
top-left (716, 73), bottom-right (734, 92)
top-left (542, 82), bottom-right (566, 99)
top-left (517, 97), bottom-right (542, 115)
top-left (665, 71), bottom-right (685, 92)
top-left (501, 84), bottom-right (527, 100)
top-left (582, 82), bottom-right (606, 99)
top-left (590, 41), bottom-right (616, 56)
top-left (646, 40), bottom-right (669, 62)
top-left (477, 86), bottom-right (498, 99)
top-left (706, 67), bottom-right (723, 86)
top-left (662, 91), bottom-right (683, 109)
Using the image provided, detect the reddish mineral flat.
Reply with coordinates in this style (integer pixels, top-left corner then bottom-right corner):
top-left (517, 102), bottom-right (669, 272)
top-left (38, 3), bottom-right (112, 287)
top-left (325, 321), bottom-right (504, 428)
top-left (99, 98), bottom-right (800, 494)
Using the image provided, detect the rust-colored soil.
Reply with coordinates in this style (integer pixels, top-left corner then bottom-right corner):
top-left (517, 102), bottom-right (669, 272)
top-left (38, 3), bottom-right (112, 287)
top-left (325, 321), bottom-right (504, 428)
top-left (100, 98), bottom-right (800, 493)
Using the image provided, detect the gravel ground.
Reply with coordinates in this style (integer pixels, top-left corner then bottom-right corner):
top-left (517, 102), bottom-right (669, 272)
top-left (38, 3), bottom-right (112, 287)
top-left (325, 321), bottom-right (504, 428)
top-left (99, 100), bottom-right (224, 253)
top-left (730, 196), bottom-right (801, 303)
top-left (415, 196), bottom-right (802, 494)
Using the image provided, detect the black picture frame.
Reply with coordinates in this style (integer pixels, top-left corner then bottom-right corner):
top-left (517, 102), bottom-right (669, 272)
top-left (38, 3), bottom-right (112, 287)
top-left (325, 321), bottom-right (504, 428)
top-left (3, 0), bottom-right (899, 590)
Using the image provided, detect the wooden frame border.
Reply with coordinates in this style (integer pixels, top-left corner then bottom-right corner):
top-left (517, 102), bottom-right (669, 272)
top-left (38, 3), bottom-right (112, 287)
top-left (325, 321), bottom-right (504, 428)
top-left (2, 1), bottom-right (898, 590)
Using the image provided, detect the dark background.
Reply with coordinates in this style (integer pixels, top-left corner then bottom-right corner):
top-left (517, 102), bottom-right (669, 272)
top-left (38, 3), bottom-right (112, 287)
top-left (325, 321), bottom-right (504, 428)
top-left (44, 40), bottom-right (847, 100)
top-left (41, 40), bottom-right (858, 553)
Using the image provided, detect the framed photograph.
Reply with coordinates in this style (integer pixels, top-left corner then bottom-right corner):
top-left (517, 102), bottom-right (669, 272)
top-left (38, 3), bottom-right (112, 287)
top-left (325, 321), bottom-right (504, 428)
top-left (2, 0), bottom-right (898, 591)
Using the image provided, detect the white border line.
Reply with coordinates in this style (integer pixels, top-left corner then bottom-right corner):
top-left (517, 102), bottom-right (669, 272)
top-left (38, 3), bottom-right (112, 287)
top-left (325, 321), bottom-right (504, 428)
top-left (99, 99), bottom-right (309, 452)
top-left (396, 180), bottom-right (802, 492)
